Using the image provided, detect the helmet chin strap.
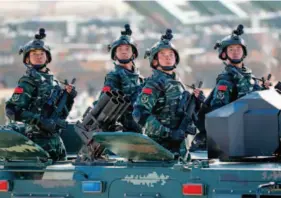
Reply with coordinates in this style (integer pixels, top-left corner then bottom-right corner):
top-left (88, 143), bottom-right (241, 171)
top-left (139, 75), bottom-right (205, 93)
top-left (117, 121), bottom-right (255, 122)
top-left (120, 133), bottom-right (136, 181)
top-left (228, 58), bottom-right (243, 64)
top-left (117, 55), bottom-right (135, 64)
top-left (226, 53), bottom-right (244, 64)
top-left (25, 62), bottom-right (47, 70)
top-left (154, 58), bottom-right (176, 71)
top-left (157, 65), bottom-right (176, 71)
top-left (32, 64), bottom-right (46, 70)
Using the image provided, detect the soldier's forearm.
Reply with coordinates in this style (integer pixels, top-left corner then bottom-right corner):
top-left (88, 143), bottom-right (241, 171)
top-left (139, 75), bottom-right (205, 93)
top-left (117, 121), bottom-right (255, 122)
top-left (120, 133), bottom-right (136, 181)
top-left (143, 115), bottom-right (171, 138)
top-left (20, 110), bottom-right (39, 124)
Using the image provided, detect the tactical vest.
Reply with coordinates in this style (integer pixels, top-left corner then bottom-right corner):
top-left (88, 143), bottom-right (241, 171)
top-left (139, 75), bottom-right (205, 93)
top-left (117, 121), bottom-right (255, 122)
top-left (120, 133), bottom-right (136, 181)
top-left (20, 71), bottom-right (61, 117)
top-left (149, 71), bottom-right (186, 129)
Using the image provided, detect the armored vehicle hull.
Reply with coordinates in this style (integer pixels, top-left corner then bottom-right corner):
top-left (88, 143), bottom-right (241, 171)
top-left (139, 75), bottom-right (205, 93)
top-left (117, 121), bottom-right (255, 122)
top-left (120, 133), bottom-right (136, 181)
top-left (1, 89), bottom-right (281, 198)
top-left (1, 131), bottom-right (281, 198)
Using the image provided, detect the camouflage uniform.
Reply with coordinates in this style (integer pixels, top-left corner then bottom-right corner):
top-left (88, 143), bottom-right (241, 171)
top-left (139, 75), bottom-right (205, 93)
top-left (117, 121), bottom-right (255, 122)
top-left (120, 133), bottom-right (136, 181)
top-left (210, 25), bottom-right (265, 109)
top-left (5, 29), bottom-right (76, 161)
top-left (191, 24), bottom-right (267, 151)
top-left (95, 24), bottom-right (143, 133)
top-left (211, 64), bottom-right (262, 110)
top-left (133, 29), bottom-right (204, 156)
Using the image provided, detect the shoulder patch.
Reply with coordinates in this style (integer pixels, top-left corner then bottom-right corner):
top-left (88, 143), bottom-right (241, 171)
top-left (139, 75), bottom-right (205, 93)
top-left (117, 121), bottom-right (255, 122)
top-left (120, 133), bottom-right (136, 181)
top-left (102, 86), bottom-right (111, 92)
top-left (14, 87), bottom-right (23, 94)
top-left (216, 91), bottom-right (225, 100)
top-left (142, 88), bottom-right (152, 95)
top-left (218, 85), bottom-right (227, 91)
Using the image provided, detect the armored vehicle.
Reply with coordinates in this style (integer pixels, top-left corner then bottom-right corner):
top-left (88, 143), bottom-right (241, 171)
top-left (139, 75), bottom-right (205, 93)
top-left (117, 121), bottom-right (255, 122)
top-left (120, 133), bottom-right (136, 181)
top-left (1, 88), bottom-right (281, 198)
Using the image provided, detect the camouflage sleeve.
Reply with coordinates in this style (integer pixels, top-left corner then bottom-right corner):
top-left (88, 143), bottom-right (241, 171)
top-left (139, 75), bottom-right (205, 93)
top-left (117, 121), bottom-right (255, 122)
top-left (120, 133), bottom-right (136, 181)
top-left (210, 80), bottom-right (234, 110)
top-left (133, 81), bottom-right (171, 139)
top-left (5, 77), bottom-right (37, 122)
top-left (95, 72), bottom-right (121, 102)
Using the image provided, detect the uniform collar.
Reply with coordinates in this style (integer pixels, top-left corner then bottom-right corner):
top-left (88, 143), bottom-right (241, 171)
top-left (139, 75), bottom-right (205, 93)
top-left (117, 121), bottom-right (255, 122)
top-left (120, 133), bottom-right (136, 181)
top-left (114, 63), bottom-right (139, 74)
top-left (153, 69), bottom-right (177, 79)
top-left (225, 63), bottom-right (252, 75)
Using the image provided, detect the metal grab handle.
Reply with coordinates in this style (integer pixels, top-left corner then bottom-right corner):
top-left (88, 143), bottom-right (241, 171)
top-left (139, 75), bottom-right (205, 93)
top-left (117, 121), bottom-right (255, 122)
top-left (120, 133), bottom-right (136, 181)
top-left (256, 181), bottom-right (280, 198)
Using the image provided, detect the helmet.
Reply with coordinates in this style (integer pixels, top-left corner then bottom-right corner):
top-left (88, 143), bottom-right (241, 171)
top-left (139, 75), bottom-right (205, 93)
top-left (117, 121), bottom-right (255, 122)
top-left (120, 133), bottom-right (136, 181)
top-left (144, 29), bottom-right (180, 68)
top-left (19, 28), bottom-right (52, 64)
top-left (108, 24), bottom-right (138, 62)
top-left (214, 24), bottom-right (247, 62)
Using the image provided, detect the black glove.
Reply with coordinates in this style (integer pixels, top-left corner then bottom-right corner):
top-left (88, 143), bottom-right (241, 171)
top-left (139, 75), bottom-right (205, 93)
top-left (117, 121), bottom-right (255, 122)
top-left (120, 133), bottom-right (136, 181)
top-left (38, 117), bottom-right (57, 134)
top-left (185, 124), bottom-right (197, 135)
top-left (68, 87), bottom-right (77, 99)
top-left (189, 132), bottom-right (207, 152)
top-left (179, 116), bottom-right (197, 135)
top-left (36, 117), bottom-right (67, 134)
top-left (196, 91), bottom-right (205, 104)
top-left (55, 118), bottom-right (68, 129)
top-left (170, 129), bottom-right (185, 141)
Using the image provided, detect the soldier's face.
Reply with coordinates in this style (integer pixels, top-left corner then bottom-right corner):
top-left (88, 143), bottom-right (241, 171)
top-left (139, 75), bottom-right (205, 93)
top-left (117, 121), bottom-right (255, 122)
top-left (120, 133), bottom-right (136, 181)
top-left (226, 45), bottom-right (243, 60)
top-left (115, 45), bottom-right (133, 60)
top-left (157, 49), bottom-right (176, 66)
top-left (27, 50), bottom-right (47, 65)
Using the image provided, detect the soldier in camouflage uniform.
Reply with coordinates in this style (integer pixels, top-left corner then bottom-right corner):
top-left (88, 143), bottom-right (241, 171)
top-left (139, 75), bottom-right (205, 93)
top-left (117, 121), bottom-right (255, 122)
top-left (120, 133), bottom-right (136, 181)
top-left (190, 24), bottom-right (272, 151)
top-left (210, 24), bottom-right (271, 109)
top-left (5, 28), bottom-right (77, 161)
top-left (133, 29), bottom-right (205, 156)
top-left (95, 24), bottom-right (143, 133)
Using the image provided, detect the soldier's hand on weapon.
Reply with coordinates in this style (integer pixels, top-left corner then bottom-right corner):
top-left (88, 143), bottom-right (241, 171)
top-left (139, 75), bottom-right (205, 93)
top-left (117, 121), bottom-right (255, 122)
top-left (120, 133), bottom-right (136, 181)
top-left (254, 74), bottom-right (272, 89)
top-left (193, 89), bottom-right (201, 98)
top-left (263, 80), bottom-right (272, 89)
top-left (262, 74), bottom-right (272, 89)
top-left (33, 115), bottom-right (67, 134)
top-left (193, 89), bottom-right (205, 103)
top-left (63, 78), bottom-right (77, 98)
top-left (55, 118), bottom-right (68, 129)
top-left (170, 129), bottom-right (186, 141)
top-left (37, 117), bottom-right (57, 134)
top-left (187, 81), bottom-right (205, 103)
top-left (65, 84), bottom-right (73, 94)
top-left (185, 124), bottom-right (197, 136)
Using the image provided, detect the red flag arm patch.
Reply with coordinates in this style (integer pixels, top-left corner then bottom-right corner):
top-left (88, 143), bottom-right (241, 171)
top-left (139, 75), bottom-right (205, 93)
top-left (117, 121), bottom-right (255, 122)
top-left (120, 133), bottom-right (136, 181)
top-left (218, 85), bottom-right (227, 91)
top-left (102, 86), bottom-right (111, 92)
top-left (142, 88), bottom-right (153, 95)
top-left (14, 87), bottom-right (23, 94)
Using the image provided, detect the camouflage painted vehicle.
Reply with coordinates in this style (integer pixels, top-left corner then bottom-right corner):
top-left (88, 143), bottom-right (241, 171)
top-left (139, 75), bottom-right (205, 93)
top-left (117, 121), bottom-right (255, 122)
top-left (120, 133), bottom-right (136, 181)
top-left (1, 87), bottom-right (281, 198)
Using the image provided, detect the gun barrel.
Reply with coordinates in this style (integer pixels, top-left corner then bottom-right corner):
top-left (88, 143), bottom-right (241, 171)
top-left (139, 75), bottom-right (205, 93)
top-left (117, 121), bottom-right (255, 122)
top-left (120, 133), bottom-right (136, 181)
top-left (96, 97), bottom-right (119, 122)
top-left (115, 96), bottom-right (131, 121)
top-left (185, 81), bottom-right (204, 116)
top-left (116, 90), bottom-right (125, 97)
top-left (111, 90), bottom-right (119, 98)
top-left (81, 91), bottom-right (112, 126)
top-left (80, 90), bottom-right (128, 131)
top-left (107, 97), bottom-right (125, 123)
top-left (92, 91), bottom-right (113, 116)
